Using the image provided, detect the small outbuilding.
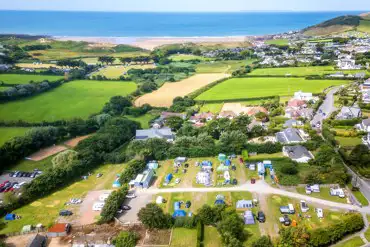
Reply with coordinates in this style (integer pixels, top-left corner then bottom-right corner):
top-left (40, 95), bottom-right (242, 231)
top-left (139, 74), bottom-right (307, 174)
top-left (244, 211), bottom-right (255, 225)
top-left (26, 234), bottom-right (47, 247)
top-left (147, 161), bottom-right (159, 169)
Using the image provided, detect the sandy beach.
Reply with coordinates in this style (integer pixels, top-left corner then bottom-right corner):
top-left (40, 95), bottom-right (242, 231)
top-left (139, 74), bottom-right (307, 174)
top-left (55, 36), bottom-right (249, 50)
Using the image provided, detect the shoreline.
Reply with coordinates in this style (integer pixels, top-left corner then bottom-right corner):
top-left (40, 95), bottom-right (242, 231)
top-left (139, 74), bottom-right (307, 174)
top-left (54, 35), bottom-right (253, 50)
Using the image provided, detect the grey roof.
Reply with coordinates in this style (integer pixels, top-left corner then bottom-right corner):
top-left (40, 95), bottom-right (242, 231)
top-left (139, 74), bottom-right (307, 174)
top-left (283, 119), bottom-right (297, 128)
top-left (363, 118), bottom-right (370, 127)
top-left (283, 145), bottom-right (312, 159)
top-left (136, 127), bottom-right (174, 140)
top-left (337, 106), bottom-right (361, 120)
top-left (276, 128), bottom-right (303, 143)
top-left (27, 234), bottom-right (47, 247)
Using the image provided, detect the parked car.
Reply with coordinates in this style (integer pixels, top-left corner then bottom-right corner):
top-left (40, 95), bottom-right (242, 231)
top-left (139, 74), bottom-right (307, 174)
top-left (126, 193), bottom-right (136, 199)
top-left (96, 173), bottom-right (103, 178)
top-left (251, 178), bottom-right (256, 184)
top-left (59, 210), bottom-right (73, 216)
top-left (257, 211), bottom-right (266, 223)
top-left (92, 202), bottom-right (105, 211)
top-left (185, 201), bottom-right (191, 208)
top-left (175, 178), bottom-right (181, 184)
top-left (283, 215), bottom-right (291, 226)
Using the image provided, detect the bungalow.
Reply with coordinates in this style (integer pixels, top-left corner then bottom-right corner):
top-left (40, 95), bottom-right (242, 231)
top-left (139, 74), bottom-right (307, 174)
top-left (276, 128), bottom-right (307, 144)
top-left (294, 91), bottom-right (314, 101)
top-left (283, 145), bottom-right (314, 163)
top-left (356, 118), bottom-right (370, 132)
top-left (135, 127), bottom-right (174, 141)
top-left (190, 112), bottom-right (214, 123)
top-left (336, 106), bottom-right (362, 120)
top-left (218, 111), bottom-right (237, 119)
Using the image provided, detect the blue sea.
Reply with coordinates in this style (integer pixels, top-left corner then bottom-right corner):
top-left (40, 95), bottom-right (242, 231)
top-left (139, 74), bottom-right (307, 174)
top-left (0, 11), bottom-right (364, 37)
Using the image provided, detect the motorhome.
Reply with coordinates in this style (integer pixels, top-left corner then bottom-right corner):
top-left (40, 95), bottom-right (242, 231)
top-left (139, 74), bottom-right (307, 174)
top-left (300, 200), bottom-right (309, 213)
top-left (280, 204), bottom-right (295, 214)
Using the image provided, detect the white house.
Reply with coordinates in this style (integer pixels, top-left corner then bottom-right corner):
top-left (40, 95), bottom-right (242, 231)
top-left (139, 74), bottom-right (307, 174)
top-left (294, 91), bottom-right (314, 101)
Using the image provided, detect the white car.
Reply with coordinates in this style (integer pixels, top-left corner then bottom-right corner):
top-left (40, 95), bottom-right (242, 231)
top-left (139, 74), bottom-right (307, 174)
top-left (175, 178), bottom-right (181, 184)
top-left (126, 193), bottom-right (136, 199)
top-left (99, 193), bottom-right (110, 202)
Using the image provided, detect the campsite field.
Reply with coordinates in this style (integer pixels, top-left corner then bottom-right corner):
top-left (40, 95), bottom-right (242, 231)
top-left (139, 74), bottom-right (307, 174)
top-left (0, 163), bottom-right (124, 234)
top-left (135, 73), bottom-right (229, 107)
top-left (248, 66), bottom-right (370, 76)
top-left (90, 64), bottom-right (155, 79)
top-left (0, 74), bottom-right (63, 85)
top-left (296, 187), bottom-right (348, 204)
top-left (0, 127), bottom-right (30, 146)
top-left (195, 77), bottom-right (349, 101)
top-left (0, 80), bottom-right (137, 122)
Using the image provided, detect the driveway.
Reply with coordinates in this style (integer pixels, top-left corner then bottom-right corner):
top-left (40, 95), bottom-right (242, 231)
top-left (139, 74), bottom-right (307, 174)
top-left (117, 192), bottom-right (152, 224)
top-left (311, 86), bottom-right (341, 129)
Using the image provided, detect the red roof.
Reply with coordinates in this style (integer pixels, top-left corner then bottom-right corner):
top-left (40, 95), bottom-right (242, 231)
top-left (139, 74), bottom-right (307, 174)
top-left (48, 223), bottom-right (68, 233)
top-left (288, 99), bottom-right (306, 108)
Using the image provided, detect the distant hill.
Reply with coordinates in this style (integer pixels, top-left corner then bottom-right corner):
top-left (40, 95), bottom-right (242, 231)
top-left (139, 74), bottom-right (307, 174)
top-left (303, 14), bottom-right (370, 36)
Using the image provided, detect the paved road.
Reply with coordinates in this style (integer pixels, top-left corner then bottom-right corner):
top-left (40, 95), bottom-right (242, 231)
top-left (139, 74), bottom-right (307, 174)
top-left (311, 86), bottom-right (341, 129)
top-left (137, 180), bottom-right (370, 213)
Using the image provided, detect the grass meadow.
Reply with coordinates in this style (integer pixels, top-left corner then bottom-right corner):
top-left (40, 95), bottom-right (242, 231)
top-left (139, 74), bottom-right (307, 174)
top-left (358, 20), bottom-right (370, 33)
top-left (90, 64), bottom-right (155, 79)
top-left (0, 74), bottom-right (64, 85)
top-left (265, 39), bottom-right (289, 46)
top-left (196, 60), bottom-right (255, 73)
top-left (0, 80), bottom-right (136, 122)
top-left (0, 127), bottom-right (30, 146)
top-left (196, 77), bottom-right (349, 101)
top-left (169, 54), bottom-right (212, 61)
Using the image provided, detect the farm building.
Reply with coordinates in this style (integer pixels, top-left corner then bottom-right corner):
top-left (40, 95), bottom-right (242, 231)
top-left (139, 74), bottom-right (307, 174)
top-left (26, 234), bottom-right (47, 247)
top-left (243, 211), bottom-right (255, 225)
top-left (47, 223), bottom-right (71, 237)
top-left (135, 127), bottom-right (174, 142)
top-left (130, 169), bottom-right (154, 189)
top-left (283, 145), bottom-right (313, 163)
top-left (196, 171), bottom-right (211, 185)
top-left (236, 200), bottom-right (253, 209)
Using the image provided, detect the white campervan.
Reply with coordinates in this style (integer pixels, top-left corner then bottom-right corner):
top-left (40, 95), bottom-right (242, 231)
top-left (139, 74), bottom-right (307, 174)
top-left (316, 208), bottom-right (324, 218)
top-left (99, 193), bottom-right (111, 202)
top-left (92, 202), bottom-right (105, 211)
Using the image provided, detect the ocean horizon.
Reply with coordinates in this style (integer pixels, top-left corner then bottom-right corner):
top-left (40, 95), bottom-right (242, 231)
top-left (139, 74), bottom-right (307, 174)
top-left (0, 10), bottom-right (365, 37)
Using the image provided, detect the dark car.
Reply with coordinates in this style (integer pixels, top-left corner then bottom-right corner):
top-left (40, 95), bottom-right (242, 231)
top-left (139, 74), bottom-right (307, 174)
top-left (8, 172), bottom-right (14, 177)
top-left (232, 179), bottom-right (238, 185)
top-left (283, 215), bottom-right (291, 226)
top-left (185, 201), bottom-right (191, 208)
top-left (0, 188), bottom-right (6, 193)
top-left (257, 211), bottom-right (266, 223)
top-left (59, 210), bottom-right (73, 216)
top-left (30, 172), bottom-right (37, 178)
top-left (231, 165), bottom-right (236, 171)
top-left (121, 205), bottom-right (131, 210)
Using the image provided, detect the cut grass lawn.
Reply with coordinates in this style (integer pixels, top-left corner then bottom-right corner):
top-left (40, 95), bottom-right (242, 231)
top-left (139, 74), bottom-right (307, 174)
top-left (170, 228), bottom-right (197, 247)
top-left (126, 113), bottom-right (157, 129)
top-left (169, 54), bottom-right (212, 61)
top-left (204, 226), bottom-right (222, 247)
top-left (248, 66), bottom-right (369, 77)
top-left (9, 155), bottom-right (55, 172)
top-left (0, 74), bottom-right (63, 85)
top-left (335, 136), bottom-right (363, 147)
top-left (0, 127), bottom-right (30, 146)
top-left (0, 163), bottom-right (124, 234)
top-left (334, 236), bottom-right (364, 247)
top-left (265, 39), bottom-right (289, 46)
top-left (90, 64), bottom-right (155, 79)
top-left (196, 77), bottom-right (349, 101)
top-left (0, 80), bottom-right (137, 122)
top-left (296, 187), bottom-right (348, 204)
top-left (199, 103), bottom-right (224, 113)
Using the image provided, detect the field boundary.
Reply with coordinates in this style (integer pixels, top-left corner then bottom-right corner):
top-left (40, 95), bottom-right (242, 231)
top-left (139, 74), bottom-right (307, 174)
top-left (187, 76), bottom-right (230, 99)
top-left (195, 95), bottom-right (278, 104)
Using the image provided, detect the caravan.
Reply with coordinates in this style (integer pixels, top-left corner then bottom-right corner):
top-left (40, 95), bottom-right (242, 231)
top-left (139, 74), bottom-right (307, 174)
top-left (280, 204), bottom-right (295, 214)
top-left (300, 200), bottom-right (309, 213)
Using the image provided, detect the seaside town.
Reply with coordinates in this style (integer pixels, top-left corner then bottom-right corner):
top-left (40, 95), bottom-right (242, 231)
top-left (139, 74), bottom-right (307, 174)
top-left (1, 9), bottom-right (370, 247)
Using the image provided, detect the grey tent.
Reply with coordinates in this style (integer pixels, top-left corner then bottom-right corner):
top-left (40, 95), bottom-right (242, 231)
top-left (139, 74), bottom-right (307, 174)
top-left (244, 211), bottom-right (255, 225)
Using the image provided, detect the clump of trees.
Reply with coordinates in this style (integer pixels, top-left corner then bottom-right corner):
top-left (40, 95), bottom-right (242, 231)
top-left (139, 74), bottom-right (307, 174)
top-left (138, 203), bottom-right (173, 229)
top-left (98, 56), bottom-right (115, 65)
top-left (113, 231), bottom-right (139, 247)
top-left (99, 186), bottom-right (128, 223)
top-left (22, 44), bottom-right (51, 51)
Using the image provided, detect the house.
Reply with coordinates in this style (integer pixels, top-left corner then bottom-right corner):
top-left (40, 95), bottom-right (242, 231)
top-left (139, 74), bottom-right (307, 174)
top-left (283, 119), bottom-right (303, 128)
top-left (337, 58), bottom-right (361, 70)
top-left (361, 79), bottom-right (370, 91)
top-left (336, 106), bottom-right (362, 120)
top-left (135, 127), bottom-right (174, 141)
top-left (283, 145), bottom-right (314, 163)
top-left (190, 112), bottom-right (214, 123)
top-left (236, 200), bottom-right (253, 209)
top-left (196, 171), bottom-right (211, 186)
top-left (47, 223), bottom-right (71, 237)
top-left (276, 128), bottom-right (306, 144)
top-left (328, 72), bottom-right (345, 78)
top-left (131, 169), bottom-right (154, 189)
top-left (294, 91), bottom-right (314, 101)
top-left (287, 99), bottom-right (306, 109)
top-left (243, 211), bottom-right (255, 225)
top-left (356, 118), bottom-right (370, 132)
top-left (26, 234), bottom-right (47, 247)
top-left (355, 72), bottom-right (366, 79)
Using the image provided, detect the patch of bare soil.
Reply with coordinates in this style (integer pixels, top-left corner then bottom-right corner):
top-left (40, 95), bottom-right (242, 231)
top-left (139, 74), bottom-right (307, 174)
top-left (64, 135), bottom-right (92, 148)
top-left (142, 229), bottom-right (172, 246)
top-left (27, 145), bottom-right (67, 161)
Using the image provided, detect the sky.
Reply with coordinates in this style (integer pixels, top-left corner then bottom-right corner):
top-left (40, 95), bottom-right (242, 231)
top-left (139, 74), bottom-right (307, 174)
top-left (0, 0), bottom-right (369, 12)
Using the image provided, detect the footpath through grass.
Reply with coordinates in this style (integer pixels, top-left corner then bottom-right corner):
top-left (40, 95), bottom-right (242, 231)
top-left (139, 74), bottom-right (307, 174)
top-left (0, 80), bottom-right (137, 122)
top-left (0, 127), bottom-right (30, 146)
top-left (0, 74), bottom-right (63, 85)
top-left (0, 163), bottom-right (124, 234)
top-left (196, 77), bottom-right (349, 101)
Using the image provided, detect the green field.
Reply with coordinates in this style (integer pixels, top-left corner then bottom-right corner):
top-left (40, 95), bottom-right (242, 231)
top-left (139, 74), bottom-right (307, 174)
top-left (0, 163), bottom-right (124, 234)
top-left (249, 66), bottom-right (335, 76)
top-left (170, 228), bottom-right (197, 247)
top-left (196, 60), bottom-right (254, 73)
top-left (0, 127), bottom-right (30, 146)
top-left (358, 20), bottom-right (370, 33)
top-left (196, 77), bottom-right (349, 101)
top-left (0, 74), bottom-right (63, 85)
top-left (0, 87), bottom-right (11, 91)
top-left (0, 80), bottom-right (137, 122)
top-left (335, 236), bottom-right (364, 247)
top-left (169, 54), bottom-right (211, 61)
top-left (90, 64), bottom-right (155, 79)
top-left (126, 113), bottom-right (156, 129)
top-left (265, 39), bottom-right (289, 46)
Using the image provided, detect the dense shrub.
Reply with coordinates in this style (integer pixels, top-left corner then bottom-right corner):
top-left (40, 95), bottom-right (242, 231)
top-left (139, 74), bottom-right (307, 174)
top-left (173, 216), bottom-right (197, 228)
top-left (119, 159), bottom-right (146, 184)
top-left (99, 186), bottom-right (128, 223)
top-left (113, 231), bottom-right (139, 247)
top-left (138, 203), bottom-right (173, 229)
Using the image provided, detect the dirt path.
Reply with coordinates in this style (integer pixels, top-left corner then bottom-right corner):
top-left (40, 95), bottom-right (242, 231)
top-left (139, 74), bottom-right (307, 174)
top-left (258, 193), bottom-right (278, 237)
